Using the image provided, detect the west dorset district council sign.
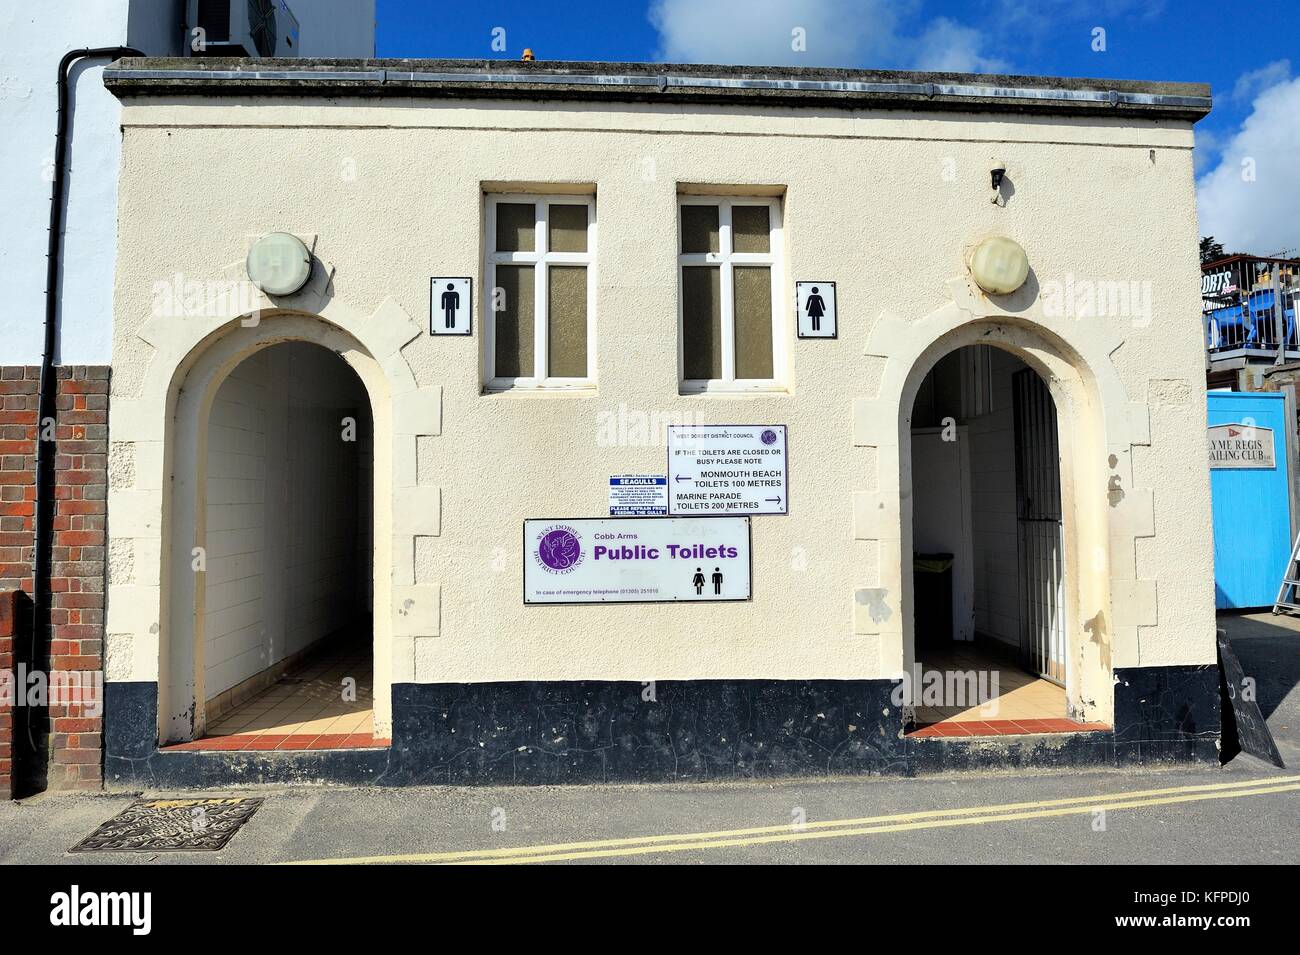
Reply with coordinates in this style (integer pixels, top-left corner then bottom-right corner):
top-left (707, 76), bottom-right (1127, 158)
top-left (523, 517), bottom-right (752, 603)
top-left (666, 424), bottom-right (788, 515)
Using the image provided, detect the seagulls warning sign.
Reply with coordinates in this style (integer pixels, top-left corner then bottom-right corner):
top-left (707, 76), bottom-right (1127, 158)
top-left (666, 424), bottom-right (788, 516)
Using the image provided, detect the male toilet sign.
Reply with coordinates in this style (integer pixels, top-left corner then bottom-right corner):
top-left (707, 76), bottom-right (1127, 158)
top-left (795, 281), bottom-right (837, 338)
top-left (430, 277), bottom-right (472, 335)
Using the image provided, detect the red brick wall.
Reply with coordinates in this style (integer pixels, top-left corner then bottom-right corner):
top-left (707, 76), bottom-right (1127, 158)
top-left (0, 591), bottom-right (15, 798)
top-left (0, 365), bottom-right (109, 793)
top-left (0, 368), bottom-right (37, 594)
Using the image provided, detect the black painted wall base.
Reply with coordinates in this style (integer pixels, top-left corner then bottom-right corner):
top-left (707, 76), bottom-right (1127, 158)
top-left (104, 681), bottom-right (392, 788)
top-left (102, 665), bottom-right (1220, 789)
top-left (1113, 663), bottom-right (1221, 765)
top-left (384, 679), bottom-right (908, 785)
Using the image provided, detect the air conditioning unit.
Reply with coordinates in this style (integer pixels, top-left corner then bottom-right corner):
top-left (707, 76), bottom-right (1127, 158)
top-left (187, 0), bottom-right (301, 57)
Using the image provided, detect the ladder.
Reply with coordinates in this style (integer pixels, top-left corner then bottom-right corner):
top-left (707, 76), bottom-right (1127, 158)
top-left (1272, 531), bottom-right (1300, 614)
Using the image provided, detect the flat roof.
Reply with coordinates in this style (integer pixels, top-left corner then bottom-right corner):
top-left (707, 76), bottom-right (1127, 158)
top-left (105, 58), bottom-right (1212, 121)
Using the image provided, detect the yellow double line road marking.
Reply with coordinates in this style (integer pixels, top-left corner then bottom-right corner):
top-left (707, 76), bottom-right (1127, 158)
top-left (285, 774), bottom-right (1300, 865)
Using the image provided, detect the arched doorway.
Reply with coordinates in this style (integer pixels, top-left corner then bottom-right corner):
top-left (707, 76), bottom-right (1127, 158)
top-left (892, 323), bottom-right (1113, 738)
top-left (161, 327), bottom-right (388, 750)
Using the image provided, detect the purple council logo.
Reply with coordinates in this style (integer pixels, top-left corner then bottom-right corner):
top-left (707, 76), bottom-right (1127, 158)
top-left (534, 524), bottom-right (584, 574)
top-left (761, 429), bottom-right (778, 445)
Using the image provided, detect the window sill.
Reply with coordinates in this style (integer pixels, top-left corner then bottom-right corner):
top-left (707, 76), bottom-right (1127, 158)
top-left (678, 382), bottom-right (790, 396)
top-left (482, 382), bottom-right (598, 397)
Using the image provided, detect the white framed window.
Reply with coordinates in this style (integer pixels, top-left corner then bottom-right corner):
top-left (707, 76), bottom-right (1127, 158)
top-left (484, 193), bottom-right (596, 390)
top-left (677, 195), bottom-right (785, 393)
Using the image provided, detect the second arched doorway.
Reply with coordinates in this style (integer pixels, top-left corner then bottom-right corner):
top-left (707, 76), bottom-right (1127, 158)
top-left (905, 342), bottom-right (1079, 734)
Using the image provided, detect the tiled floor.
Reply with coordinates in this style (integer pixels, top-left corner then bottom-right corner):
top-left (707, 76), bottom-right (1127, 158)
top-left (163, 643), bottom-right (389, 752)
top-left (907, 643), bottom-right (1110, 738)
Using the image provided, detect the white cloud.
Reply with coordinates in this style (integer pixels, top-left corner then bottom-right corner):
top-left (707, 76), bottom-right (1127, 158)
top-left (913, 18), bottom-right (1009, 73)
top-left (1229, 59), bottom-right (1291, 102)
top-left (1197, 68), bottom-right (1300, 255)
top-left (647, 0), bottom-right (1007, 73)
top-left (991, 0), bottom-right (1165, 30)
top-left (1192, 126), bottom-right (1221, 176)
top-left (649, 0), bottom-right (900, 67)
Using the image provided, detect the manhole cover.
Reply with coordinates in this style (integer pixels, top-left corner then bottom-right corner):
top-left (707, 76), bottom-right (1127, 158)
top-left (70, 797), bottom-right (264, 852)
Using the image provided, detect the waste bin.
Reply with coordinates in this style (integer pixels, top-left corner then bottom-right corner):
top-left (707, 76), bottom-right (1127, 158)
top-left (913, 552), bottom-right (953, 650)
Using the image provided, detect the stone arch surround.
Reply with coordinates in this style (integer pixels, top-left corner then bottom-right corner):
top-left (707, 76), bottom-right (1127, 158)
top-left (851, 278), bottom-right (1160, 726)
top-left (104, 285), bottom-right (442, 744)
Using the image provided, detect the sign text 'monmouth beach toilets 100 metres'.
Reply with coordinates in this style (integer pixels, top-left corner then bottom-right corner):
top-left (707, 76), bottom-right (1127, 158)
top-left (666, 424), bottom-right (788, 516)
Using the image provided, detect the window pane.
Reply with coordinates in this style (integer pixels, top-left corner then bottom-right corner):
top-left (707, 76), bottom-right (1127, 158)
top-left (495, 202), bottom-right (535, 252)
top-left (548, 266), bottom-right (587, 378)
top-left (548, 204), bottom-right (589, 253)
top-left (494, 265), bottom-right (534, 378)
top-left (682, 267), bottom-right (722, 380)
top-left (681, 205), bottom-right (719, 254)
top-left (732, 205), bottom-right (771, 253)
top-left (734, 266), bottom-right (774, 379)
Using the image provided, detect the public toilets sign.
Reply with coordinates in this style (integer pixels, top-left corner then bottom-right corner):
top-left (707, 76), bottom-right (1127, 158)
top-left (1208, 423), bottom-right (1276, 469)
top-left (666, 425), bottom-right (788, 515)
top-left (523, 517), bottom-right (751, 604)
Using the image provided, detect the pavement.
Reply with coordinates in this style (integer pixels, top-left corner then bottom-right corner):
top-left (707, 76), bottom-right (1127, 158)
top-left (2, 612), bottom-right (1297, 865)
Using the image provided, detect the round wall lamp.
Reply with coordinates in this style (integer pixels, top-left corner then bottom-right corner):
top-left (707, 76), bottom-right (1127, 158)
top-left (969, 235), bottom-right (1029, 295)
top-left (246, 232), bottom-right (312, 296)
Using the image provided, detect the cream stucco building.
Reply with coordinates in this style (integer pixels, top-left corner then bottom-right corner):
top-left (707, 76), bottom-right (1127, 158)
top-left (99, 59), bottom-right (1219, 786)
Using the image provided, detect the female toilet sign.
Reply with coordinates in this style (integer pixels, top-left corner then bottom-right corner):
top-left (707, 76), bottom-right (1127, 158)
top-left (795, 281), bottom-right (837, 339)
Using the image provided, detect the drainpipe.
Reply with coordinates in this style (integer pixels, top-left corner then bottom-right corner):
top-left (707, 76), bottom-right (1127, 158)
top-left (29, 48), bottom-right (142, 764)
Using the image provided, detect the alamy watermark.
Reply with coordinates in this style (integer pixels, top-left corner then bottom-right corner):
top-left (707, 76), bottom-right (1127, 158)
top-left (595, 403), bottom-right (706, 447)
top-left (890, 664), bottom-right (1001, 714)
top-left (1040, 273), bottom-right (1152, 327)
top-left (50, 885), bottom-right (151, 935)
top-left (0, 666), bottom-right (103, 718)
top-left (151, 273), bottom-right (265, 326)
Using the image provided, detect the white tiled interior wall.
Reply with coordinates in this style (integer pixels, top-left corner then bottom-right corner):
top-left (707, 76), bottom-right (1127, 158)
top-left (204, 351), bottom-right (271, 696)
top-left (203, 343), bottom-right (371, 700)
top-left (967, 348), bottom-right (1025, 648)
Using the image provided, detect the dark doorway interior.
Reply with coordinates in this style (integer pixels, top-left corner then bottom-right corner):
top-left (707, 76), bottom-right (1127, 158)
top-left (908, 345), bottom-right (1083, 735)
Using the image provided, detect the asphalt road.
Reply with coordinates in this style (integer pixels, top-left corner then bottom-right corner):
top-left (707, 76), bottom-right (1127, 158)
top-left (2, 612), bottom-right (1296, 866)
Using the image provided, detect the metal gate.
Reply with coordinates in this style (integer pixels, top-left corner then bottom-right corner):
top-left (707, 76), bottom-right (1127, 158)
top-left (1013, 369), bottom-right (1066, 684)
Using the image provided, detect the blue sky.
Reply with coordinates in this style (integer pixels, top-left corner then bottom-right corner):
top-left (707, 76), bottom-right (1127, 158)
top-left (377, 0), bottom-right (1299, 254)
